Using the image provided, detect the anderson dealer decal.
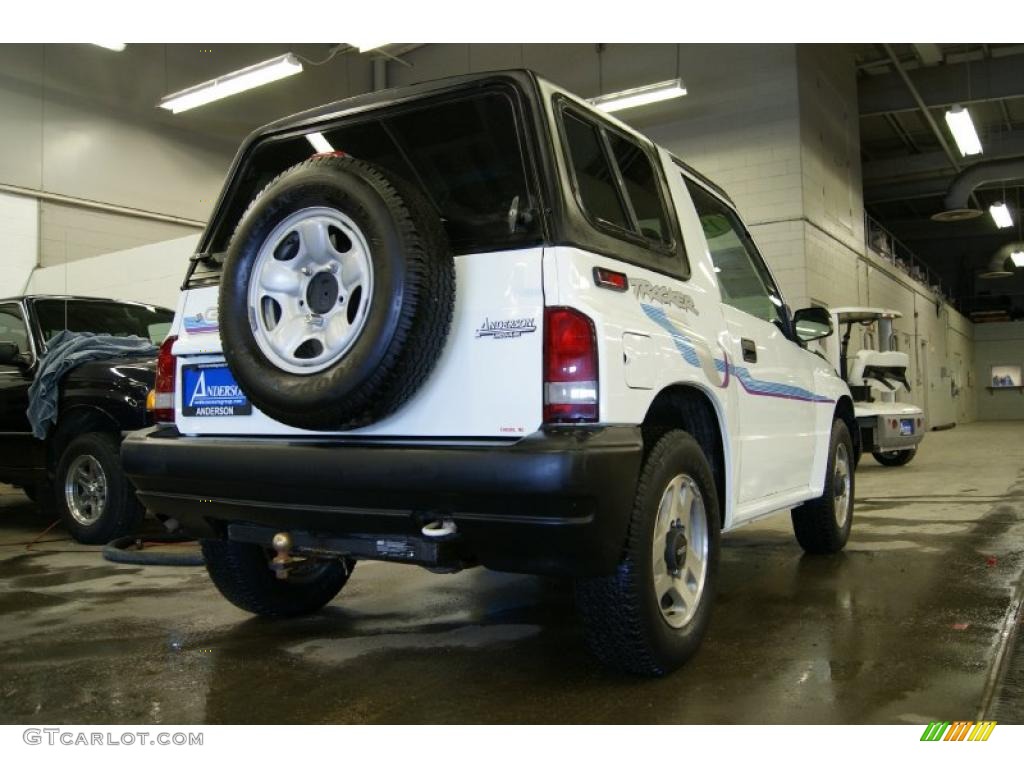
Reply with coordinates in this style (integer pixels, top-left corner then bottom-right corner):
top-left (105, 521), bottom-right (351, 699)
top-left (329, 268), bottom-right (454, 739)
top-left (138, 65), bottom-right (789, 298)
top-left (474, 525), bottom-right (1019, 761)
top-left (476, 317), bottom-right (537, 339)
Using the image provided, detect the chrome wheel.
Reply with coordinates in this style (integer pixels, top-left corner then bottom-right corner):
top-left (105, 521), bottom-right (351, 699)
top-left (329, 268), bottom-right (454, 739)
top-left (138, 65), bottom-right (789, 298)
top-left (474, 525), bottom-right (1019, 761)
top-left (64, 454), bottom-right (108, 527)
top-left (651, 474), bottom-right (709, 629)
top-left (833, 442), bottom-right (852, 527)
top-left (248, 206), bottom-right (374, 375)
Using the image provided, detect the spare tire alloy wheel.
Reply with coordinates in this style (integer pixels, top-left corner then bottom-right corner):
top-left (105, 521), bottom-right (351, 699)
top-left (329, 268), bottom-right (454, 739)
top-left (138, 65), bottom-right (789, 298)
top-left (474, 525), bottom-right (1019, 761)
top-left (219, 155), bottom-right (455, 431)
top-left (65, 453), bottom-right (107, 527)
top-left (248, 207), bottom-right (373, 375)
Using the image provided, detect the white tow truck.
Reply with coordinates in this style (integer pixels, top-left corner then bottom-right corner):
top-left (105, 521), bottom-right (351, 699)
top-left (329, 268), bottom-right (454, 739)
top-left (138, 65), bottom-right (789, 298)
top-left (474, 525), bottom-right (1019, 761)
top-left (823, 307), bottom-right (925, 467)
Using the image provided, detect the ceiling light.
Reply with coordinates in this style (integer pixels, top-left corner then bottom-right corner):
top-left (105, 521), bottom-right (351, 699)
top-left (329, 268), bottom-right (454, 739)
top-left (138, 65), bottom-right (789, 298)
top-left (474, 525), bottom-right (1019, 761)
top-left (590, 78), bottom-right (687, 113)
top-left (1011, 250), bottom-right (1024, 268)
top-left (990, 202), bottom-right (1013, 229)
top-left (92, 43), bottom-right (126, 52)
top-left (351, 43), bottom-right (389, 53)
top-left (306, 132), bottom-right (334, 154)
top-left (944, 105), bottom-right (982, 157)
top-left (159, 53), bottom-right (303, 114)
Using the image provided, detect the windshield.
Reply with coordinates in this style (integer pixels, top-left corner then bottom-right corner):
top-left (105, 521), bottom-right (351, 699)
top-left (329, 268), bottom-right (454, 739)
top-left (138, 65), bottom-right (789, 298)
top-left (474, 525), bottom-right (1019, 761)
top-left (194, 85), bottom-right (540, 283)
top-left (34, 300), bottom-right (173, 346)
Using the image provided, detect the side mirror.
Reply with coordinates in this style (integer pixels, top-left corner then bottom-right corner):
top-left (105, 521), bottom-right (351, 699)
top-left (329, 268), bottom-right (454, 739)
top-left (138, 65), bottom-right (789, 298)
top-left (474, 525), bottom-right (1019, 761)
top-left (792, 306), bottom-right (833, 343)
top-left (0, 342), bottom-right (28, 366)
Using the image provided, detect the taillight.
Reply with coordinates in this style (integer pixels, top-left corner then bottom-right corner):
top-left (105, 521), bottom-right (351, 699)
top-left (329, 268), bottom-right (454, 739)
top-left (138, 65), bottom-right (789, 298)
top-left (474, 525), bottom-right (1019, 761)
top-left (149, 335), bottom-right (177, 424)
top-left (544, 307), bottom-right (598, 423)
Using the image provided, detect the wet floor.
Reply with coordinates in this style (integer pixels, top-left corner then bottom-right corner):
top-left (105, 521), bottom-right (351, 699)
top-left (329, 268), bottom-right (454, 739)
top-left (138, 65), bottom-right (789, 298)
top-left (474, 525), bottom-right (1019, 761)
top-left (1, 422), bottom-right (1023, 724)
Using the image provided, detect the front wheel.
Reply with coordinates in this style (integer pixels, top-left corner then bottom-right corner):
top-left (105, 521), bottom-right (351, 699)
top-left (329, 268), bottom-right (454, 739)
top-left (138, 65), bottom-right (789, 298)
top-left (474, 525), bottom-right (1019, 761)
top-left (575, 430), bottom-right (721, 677)
top-left (791, 419), bottom-right (854, 554)
top-left (872, 447), bottom-right (916, 467)
top-left (201, 539), bottom-right (354, 617)
top-left (56, 433), bottom-right (144, 544)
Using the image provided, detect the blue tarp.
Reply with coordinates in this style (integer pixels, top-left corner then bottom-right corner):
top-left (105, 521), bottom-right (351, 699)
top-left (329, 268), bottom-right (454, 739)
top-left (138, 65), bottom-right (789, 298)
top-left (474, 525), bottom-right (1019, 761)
top-left (27, 330), bottom-right (157, 439)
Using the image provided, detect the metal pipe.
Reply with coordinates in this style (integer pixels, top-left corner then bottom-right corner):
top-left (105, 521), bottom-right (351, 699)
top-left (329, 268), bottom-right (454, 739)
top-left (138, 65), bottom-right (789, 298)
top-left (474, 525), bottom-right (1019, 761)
top-left (0, 182), bottom-right (205, 228)
top-left (943, 156), bottom-right (1024, 211)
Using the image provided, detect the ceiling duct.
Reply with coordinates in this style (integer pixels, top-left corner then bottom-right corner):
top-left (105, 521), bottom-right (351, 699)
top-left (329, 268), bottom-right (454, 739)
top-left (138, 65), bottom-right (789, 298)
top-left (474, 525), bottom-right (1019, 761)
top-left (933, 157), bottom-right (1024, 221)
top-left (977, 242), bottom-right (1024, 279)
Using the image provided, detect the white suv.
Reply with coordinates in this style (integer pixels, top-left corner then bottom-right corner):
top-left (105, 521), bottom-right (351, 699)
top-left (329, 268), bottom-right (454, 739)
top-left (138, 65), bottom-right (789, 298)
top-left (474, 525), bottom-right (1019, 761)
top-left (124, 70), bottom-right (858, 676)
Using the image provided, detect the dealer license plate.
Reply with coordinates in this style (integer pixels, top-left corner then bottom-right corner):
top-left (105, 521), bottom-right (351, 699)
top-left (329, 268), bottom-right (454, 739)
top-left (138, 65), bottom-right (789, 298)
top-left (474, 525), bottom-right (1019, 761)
top-left (181, 364), bottom-right (251, 417)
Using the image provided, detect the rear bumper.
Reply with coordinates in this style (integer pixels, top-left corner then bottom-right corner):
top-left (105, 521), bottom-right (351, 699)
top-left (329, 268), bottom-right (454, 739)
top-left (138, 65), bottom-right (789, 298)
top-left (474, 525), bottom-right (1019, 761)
top-left (122, 425), bottom-right (642, 576)
top-left (858, 414), bottom-right (924, 452)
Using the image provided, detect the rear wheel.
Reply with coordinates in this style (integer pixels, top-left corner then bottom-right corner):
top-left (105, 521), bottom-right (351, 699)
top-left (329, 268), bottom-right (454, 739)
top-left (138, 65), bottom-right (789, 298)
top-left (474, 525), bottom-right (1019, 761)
top-left (56, 432), bottom-right (144, 544)
top-left (872, 447), bottom-right (916, 467)
top-left (791, 419), bottom-right (854, 554)
top-left (201, 539), bottom-right (354, 617)
top-left (575, 430), bottom-right (721, 676)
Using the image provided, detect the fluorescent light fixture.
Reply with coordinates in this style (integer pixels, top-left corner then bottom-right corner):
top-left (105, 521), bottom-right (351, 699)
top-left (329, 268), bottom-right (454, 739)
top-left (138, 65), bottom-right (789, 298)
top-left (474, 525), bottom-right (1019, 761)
top-left (306, 132), bottom-right (334, 154)
top-left (944, 104), bottom-right (983, 157)
top-left (93, 43), bottom-right (126, 52)
top-left (351, 43), bottom-right (389, 53)
top-left (159, 53), bottom-right (303, 114)
top-left (590, 77), bottom-right (687, 113)
top-left (1011, 250), bottom-right (1024, 268)
top-left (990, 202), bottom-right (1013, 229)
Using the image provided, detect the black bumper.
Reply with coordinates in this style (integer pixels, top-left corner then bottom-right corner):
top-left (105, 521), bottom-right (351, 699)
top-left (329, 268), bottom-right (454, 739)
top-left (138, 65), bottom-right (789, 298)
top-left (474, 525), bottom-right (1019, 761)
top-left (122, 426), bottom-right (642, 576)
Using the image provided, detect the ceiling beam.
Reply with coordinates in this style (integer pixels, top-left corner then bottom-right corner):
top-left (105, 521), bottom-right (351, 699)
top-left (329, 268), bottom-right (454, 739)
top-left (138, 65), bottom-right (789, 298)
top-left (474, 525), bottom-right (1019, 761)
top-left (863, 129), bottom-right (1024, 185)
top-left (859, 52), bottom-right (1024, 116)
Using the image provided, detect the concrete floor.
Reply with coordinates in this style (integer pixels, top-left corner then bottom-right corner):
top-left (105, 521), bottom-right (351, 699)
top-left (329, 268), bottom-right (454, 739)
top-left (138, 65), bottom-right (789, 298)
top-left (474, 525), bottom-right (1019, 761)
top-left (1, 421), bottom-right (1022, 724)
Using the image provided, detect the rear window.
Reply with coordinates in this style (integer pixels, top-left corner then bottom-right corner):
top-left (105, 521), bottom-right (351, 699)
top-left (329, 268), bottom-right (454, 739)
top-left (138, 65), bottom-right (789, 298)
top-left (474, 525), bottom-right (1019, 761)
top-left (559, 104), bottom-right (673, 250)
top-left (199, 87), bottom-right (540, 275)
top-left (34, 300), bottom-right (174, 346)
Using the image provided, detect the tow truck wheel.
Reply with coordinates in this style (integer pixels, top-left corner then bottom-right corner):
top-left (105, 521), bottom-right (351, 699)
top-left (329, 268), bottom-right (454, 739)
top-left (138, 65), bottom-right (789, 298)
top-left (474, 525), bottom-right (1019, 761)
top-left (872, 448), bottom-right (916, 467)
top-left (201, 539), bottom-right (355, 617)
top-left (575, 430), bottom-right (721, 677)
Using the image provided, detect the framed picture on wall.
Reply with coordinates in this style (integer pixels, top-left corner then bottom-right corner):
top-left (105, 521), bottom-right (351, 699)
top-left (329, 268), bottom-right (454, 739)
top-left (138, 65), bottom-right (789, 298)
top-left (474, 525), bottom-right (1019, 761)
top-left (990, 365), bottom-right (1022, 388)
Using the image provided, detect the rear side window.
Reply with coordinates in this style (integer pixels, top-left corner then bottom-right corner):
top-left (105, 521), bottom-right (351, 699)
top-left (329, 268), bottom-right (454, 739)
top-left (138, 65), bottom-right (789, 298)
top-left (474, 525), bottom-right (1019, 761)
top-left (562, 112), bottom-right (630, 230)
top-left (560, 105), bottom-right (673, 251)
top-left (607, 133), bottom-right (669, 243)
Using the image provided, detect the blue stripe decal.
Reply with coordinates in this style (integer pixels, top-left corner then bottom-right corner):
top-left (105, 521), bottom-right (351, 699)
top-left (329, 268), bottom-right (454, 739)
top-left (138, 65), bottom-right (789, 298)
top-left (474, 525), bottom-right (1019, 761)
top-left (640, 304), bottom-right (833, 404)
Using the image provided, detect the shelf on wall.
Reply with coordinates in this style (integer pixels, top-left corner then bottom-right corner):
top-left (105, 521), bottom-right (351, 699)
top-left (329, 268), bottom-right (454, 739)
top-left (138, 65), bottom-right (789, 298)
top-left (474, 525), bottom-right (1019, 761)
top-left (985, 386), bottom-right (1024, 395)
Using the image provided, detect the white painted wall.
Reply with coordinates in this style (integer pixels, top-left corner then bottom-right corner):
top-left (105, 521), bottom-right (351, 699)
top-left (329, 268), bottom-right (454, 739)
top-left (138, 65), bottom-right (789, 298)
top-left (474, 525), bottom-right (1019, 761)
top-left (0, 192), bottom-right (39, 297)
top-left (974, 322), bottom-right (1024, 421)
top-left (26, 234), bottom-right (199, 310)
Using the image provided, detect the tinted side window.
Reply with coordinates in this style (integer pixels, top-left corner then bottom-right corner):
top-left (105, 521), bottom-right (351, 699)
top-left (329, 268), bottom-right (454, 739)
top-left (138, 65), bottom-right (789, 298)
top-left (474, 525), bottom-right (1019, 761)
top-left (685, 179), bottom-right (785, 325)
top-left (607, 133), bottom-right (669, 243)
top-left (562, 112), bottom-right (630, 230)
top-left (0, 304), bottom-right (30, 356)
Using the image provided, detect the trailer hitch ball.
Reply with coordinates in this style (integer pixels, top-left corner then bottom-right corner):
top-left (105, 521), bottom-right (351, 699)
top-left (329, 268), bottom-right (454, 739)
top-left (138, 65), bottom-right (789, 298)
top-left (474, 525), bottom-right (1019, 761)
top-left (270, 532), bottom-right (294, 580)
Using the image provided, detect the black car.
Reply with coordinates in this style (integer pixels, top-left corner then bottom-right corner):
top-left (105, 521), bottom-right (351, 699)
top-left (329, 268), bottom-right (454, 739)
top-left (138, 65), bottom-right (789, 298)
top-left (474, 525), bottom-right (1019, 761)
top-left (0, 295), bottom-right (173, 543)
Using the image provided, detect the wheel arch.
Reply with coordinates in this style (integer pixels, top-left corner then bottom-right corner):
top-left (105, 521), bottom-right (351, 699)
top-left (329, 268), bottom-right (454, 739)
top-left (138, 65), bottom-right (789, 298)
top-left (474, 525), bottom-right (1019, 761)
top-left (48, 405), bottom-right (122, 472)
top-left (640, 384), bottom-right (729, 528)
top-left (834, 395), bottom-right (861, 464)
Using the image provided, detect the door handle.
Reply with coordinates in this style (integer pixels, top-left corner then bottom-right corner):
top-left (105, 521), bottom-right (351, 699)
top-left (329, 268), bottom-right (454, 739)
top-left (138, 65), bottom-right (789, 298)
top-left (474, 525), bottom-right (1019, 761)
top-left (741, 338), bottom-right (757, 363)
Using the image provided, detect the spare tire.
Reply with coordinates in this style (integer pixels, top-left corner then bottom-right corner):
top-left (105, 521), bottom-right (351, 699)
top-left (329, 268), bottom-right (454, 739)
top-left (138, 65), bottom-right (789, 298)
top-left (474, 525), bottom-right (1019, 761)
top-left (219, 155), bottom-right (455, 430)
